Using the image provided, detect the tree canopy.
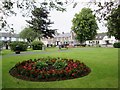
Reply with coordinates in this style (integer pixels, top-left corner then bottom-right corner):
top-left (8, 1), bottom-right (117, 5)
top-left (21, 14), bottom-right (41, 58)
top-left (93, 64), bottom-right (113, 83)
top-left (107, 5), bottom-right (120, 41)
top-left (71, 8), bottom-right (98, 43)
top-left (19, 27), bottom-right (38, 43)
top-left (91, 1), bottom-right (120, 22)
top-left (0, 0), bottom-right (119, 33)
top-left (0, 0), bottom-right (66, 32)
top-left (27, 7), bottom-right (56, 38)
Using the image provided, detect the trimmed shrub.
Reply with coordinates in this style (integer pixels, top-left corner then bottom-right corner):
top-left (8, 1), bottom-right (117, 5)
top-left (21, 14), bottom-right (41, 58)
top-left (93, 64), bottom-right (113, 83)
top-left (9, 41), bottom-right (28, 51)
top-left (113, 42), bottom-right (120, 48)
top-left (31, 41), bottom-right (43, 50)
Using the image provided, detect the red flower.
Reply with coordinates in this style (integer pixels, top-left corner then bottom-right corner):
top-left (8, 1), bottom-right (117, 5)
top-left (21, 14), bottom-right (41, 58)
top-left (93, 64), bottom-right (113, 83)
top-left (72, 73), bottom-right (74, 76)
top-left (27, 66), bottom-right (32, 70)
top-left (73, 63), bottom-right (78, 68)
top-left (72, 73), bottom-right (76, 77)
top-left (65, 67), bottom-right (69, 70)
top-left (23, 66), bottom-right (27, 69)
top-left (65, 70), bottom-right (71, 74)
top-left (52, 70), bottom-right (55, 73)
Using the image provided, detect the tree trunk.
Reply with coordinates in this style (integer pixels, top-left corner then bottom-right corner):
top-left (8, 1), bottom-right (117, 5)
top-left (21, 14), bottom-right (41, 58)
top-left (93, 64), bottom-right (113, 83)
top-left (6, 44), bottom-right (8, 49)
top-left (38, 37), bottom-right (41, 41)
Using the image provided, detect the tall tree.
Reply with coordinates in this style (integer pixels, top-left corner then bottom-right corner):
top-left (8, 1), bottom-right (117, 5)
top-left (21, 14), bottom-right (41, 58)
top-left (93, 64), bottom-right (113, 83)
top-left (27, 7), bottom-right (56, 38)
top-left (1, 0), bottom-right (119, 33)
top-left (71, 8), bottom-right (98, 43)
top-left (73, 1), bottom-right (120, 22)
top-left (0, 0), bottom-right (66, 32)
top-left (19, 27), bottom-right (37, 44)
top-left (106, 5), bottom-right (120, 41)
top-left (86, 1), bottom-right (120, 22)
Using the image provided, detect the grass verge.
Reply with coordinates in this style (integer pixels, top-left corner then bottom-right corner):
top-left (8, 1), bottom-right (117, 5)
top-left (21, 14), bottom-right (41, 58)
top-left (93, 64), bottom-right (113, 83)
top-left (2, 47), bottom-right (118, 88)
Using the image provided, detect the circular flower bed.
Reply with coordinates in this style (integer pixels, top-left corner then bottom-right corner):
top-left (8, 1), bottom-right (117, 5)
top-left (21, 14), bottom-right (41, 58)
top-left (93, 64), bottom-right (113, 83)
top-left (9, 57), bottom-right (91, 82)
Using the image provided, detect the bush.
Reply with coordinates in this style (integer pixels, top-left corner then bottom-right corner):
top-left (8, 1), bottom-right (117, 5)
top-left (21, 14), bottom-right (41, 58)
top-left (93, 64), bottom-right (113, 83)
top-left (74, 44), bottom-right (86, 47)
top-left (31, 41), bottom-right (43, 50)
top-left (0, 41), bottom-right (3, 49)
top-left (113, 42), bottom-right (120, 48)
top-left (9, 41), bottom-right (28, 51)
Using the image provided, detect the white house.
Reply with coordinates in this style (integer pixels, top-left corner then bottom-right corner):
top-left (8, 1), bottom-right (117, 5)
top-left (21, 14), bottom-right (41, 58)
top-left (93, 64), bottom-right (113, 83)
top-left (1, 32), bottom-right (117, 48)
top-left (41, 32), bottom-right (118, 47)
top-left (86, 33), bottom-right (118, 47)
top-left (0, 32), bottom-right (26, 49)
top-left (41, 31), bottom-right (78, 46)
top-left (0, 32), bottom-right (26, 42)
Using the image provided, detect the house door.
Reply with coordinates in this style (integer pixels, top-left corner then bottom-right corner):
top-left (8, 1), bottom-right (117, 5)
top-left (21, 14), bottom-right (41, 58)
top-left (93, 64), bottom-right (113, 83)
top-left (106, 40), bottom-right (109, 45)
top-left (56, 41), bottom-right (59, 45)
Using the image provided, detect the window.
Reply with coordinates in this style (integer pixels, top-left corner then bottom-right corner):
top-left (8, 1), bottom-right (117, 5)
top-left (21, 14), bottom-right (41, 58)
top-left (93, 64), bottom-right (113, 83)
top-left (96, 41), bottom-right (99, 44)
top-left (4, 37), bottom-right (7, 41)
top-left (4, 37), bottom-right (7, 39)
top-left (9, 37), bottom-right (11, 39)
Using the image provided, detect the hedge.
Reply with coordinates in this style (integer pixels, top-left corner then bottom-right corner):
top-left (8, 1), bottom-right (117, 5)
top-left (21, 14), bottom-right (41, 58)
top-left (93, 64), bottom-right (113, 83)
top-left (31, 41), bottom-right (43, 50)
top-left (9, 41), bottom-right (28, 51)
top-left (113, 42), bottom-right (120, 48)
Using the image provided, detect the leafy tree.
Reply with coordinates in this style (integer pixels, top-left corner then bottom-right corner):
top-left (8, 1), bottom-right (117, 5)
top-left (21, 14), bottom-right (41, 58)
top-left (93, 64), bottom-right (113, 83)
top-left (0, 0), bottom-right (66, 32)
top-left (71, 8), bottom-right (98, 43)
top-left (106, 5), bottom-right (120, 41)
top-left (74, 1), bottom-right (120, 22)
top-left (19, 27), bottom-right (37, 44)
top-left (1, 0), bottom-right (119, 32)
top-left (27, 7), bottom-right (56, 38)
top-left (0, 41), bottom-right (3, 50)
top-left (88, 1), bottom-right (120, 22)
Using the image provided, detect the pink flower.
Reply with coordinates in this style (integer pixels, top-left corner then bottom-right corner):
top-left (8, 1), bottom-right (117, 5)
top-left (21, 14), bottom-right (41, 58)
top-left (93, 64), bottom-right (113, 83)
top-left (65, 67), bottom-right (69, 70)
top-left (73, 63), bottom-right (78, 68)
top-left (72, 73), bottom-right (75, 76)
top-left (23, 66), bottom-right (27, 69)
top-left (28, 67), bottom-right (32, 70)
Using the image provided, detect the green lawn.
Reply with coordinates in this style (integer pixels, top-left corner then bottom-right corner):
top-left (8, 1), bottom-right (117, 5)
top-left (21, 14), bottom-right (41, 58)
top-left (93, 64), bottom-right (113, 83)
top-left (0, 56), bottom-right (2, 90)
top-left (1, 47), bottom-right (118, 88)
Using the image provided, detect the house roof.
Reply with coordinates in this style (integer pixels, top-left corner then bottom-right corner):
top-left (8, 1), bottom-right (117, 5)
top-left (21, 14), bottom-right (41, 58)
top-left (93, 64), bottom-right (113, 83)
top-left (95, 33), bottom-right (107, 40)
top-left (54, 32), bottom-right (107, 40)
top-left (54, 33), bottom-right (71, 38)
top-left (0, 33), bottom-right (19, 38)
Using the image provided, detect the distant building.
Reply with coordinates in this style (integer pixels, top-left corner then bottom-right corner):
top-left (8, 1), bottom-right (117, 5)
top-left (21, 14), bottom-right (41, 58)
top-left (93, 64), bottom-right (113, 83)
top-left (1, 32), bottom-right (117, 48)
top-left (41, 32), bottom-right (118, 47)
top-left (41, 31), bottom-right (78, 46)
top-left (86, 33), bottom-right (118, 47)
top-left (0, 32), bottom-right (25, 42)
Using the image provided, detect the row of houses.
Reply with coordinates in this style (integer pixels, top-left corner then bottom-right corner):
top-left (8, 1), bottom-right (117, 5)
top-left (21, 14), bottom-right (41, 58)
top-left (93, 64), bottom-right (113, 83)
top-left (0, 32), bottom-right (118, 47)
top-left (41, 32), bottom-right (77, 46)
top-left (41, 32), bottom-right (118, 47)
top-left (0, 32), bottom-right (25, 42)
top-left (86, 33), bottom-right (118, 47)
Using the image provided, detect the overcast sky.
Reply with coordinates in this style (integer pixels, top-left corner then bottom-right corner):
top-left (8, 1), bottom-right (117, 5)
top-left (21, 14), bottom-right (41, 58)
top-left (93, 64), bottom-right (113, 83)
top-left (0, 0), bottom-right (110, 34)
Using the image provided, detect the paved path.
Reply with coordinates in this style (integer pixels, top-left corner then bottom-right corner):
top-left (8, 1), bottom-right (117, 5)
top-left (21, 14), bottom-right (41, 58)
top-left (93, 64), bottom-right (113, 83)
top-left (2, 48), bottom-right (94, 58)
top-left (2, 49), bottom-right (72, 57)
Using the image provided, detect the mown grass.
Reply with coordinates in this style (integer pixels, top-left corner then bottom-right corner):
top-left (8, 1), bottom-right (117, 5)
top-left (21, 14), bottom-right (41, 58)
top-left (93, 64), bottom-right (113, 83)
top-left (2, 47), bottom-right (118, 88)
top-left (0, 56), bottom-right (2, 90)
